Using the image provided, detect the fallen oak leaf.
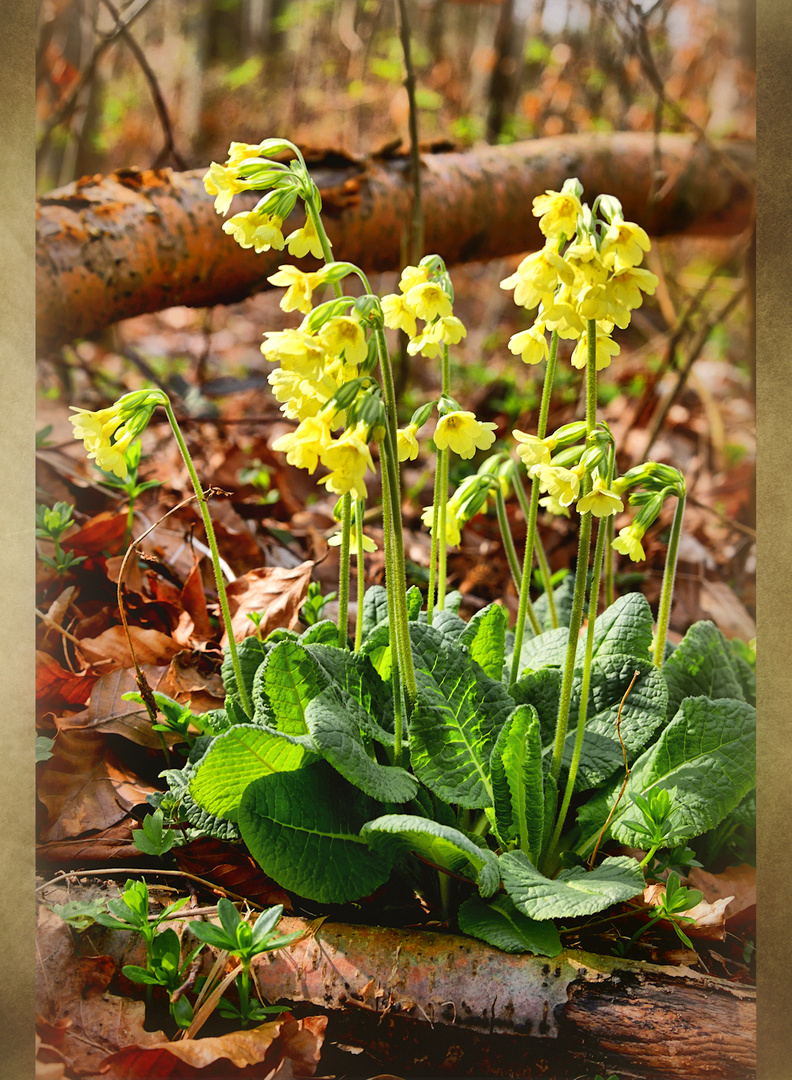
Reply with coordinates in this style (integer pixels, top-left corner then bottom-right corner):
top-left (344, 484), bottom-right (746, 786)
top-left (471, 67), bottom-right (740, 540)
top-left (99, 1015), bottom-right (327, 1079)
top-left (76, 624), bottom-right (184, 668)
top-left (222, 562), bottom-right (314, 644)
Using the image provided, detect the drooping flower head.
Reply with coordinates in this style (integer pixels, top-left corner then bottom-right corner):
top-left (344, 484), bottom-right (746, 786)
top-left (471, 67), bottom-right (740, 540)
top-left (69, 389), bottom-right (167, 480)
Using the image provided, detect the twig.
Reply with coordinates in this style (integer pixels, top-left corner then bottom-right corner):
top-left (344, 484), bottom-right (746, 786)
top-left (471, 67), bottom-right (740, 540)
top-left (100, 0), bottom-right (187, 170)
top-left (588, 670), bottom-right (641, 868)
top-left (36, 867), bottom-right (261, 906)
top-left (37, 0), bottom-right (156, 149)
top-left (394, 0), bottom-right (424, 264)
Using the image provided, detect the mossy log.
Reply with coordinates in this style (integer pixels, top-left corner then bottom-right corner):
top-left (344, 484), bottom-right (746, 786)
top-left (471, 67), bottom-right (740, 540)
top-left (36, 132), bottom-right (755, 356)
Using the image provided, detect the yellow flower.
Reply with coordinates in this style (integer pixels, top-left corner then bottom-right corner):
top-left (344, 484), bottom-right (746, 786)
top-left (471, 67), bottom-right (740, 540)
top-left (434, 411), bottom-right (497, 459)
top-left (319, 424), bottom-right (375, 500)
top-left (539, 299), bottom-right (586, 339)
top-left (426, 314), bottom-right (467, 346)
top-left (536, 463), bottom-right (583, 507)
top-left (223, 211), bottom-right (285, 252)
top-left (600, 219), bottom-right (651, 271)
top-left (397, 423), bottom-right (420, 461)
top-left (577, 282), bottom-right (629, 326)
top-left (570, 327), bottom-right (621, 371)
top-left (576, 476), bottom-right (624, 517)
top-left (261, 329), bottom-right (326, 379)
top-left (565, 234), bottom-right (610, 287)
top-left (381, 294), bottom-right (418, 338)
top-left (539, 494), bottom-right (570, 518)
top-left (404, 282), bottom-right (453, 322)
top-left (327, 530), bottom-right (377, 556)
top-left (203, 161), bottom-right (248, 215)
top-left (406, 332), bottom-right (440, 359)
top-left (285, 215), bottom-right (324, 260)
top-left (70, 390), bottom-right (165, 479)
top-left (272, 414), bottom-right (333, 472)
top-left (500, 248), bottom-right (574, 311)
top-left (399, 264), bottom-right (430, 294)
top-left (507, 325), bottom-right (549, 365)
top-left (69, 405), bottom-right (120, 453)
top-left (532, 189), bottom-right (583, 239)
top-left (225, 141), bottom-right (265, 169)
top-left (608, 266), bottom-right (659, 311)
top-left (319, 316), bottom-right (368, 365)
top-left (612, 524), bottom-right (646, 562)
top-left (267, 266), bottom-right (323, 314)
top-left (421, 504), bottom-right (462, 547)
top-left (513, 430), bottom-right (554, 470)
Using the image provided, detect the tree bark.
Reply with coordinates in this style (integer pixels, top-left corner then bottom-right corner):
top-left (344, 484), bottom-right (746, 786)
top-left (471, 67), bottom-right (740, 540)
top-left (36, 132), bottom-right (755, 357)
top-left (253, 917), bottom-right (755, 1079)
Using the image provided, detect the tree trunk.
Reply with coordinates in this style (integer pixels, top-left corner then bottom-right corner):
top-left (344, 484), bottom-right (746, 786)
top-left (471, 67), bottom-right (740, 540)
top-left (36, 132), bottom-right (755, 357)
top-left (253, 917), bottom-right (755, 1079)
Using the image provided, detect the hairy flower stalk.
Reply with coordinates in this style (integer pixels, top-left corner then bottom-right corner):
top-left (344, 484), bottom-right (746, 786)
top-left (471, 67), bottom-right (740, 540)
top-left (653, 487), bottom-right (686, 666)
top-left (510, 461), bottom-right (557, 628)
top-left (508, 330), bottom-right (560, 686)
top-left (354, 496), bottom-right (366, 651)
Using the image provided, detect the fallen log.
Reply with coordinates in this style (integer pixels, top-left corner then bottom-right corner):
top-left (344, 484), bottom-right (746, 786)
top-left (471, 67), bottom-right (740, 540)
top-left (36, 132), bottom-right (755, 357)
top-left (252, 917), bottom-right (755, 1080)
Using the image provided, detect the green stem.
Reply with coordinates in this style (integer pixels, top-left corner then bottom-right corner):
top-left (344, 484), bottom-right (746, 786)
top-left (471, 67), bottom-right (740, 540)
top-left (546, 321), bottom-right (598, 787)
top-left (124, 499), bottom-right (135, 549)
top-left (639, 844), bottom-right (660, 869)
top-left (653, 492), bottom-right (686, 666)
top-left (437, 447), bottom-right (449, 610)
top-left (427, 456), bottom-right (443, 624)
top-left (238, 965), bottom-right (250, 1023)
top-left (337, 492), bottom-right (352, 647)
top-left (604, 513), bottom-right (615, 608)
top-left (378, 437), bottom-right (404, 766)
top-left (164, 401), bottom-right (252, 718)
top-left (354, 496), bottom-right (365, 651)
top-left (496, 484), bottom-right (522, 591)
top-left (509, 332), bottom-right (560, 687)
top-left (512, 461), bottom-right (551, 627)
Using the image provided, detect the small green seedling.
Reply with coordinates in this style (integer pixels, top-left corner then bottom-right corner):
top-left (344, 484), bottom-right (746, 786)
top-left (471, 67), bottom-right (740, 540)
top-left (621, 787), bottom-right (683, 868)
top-left (301, 581), bottom-right (337, 626)
top-left (123, 927), bottom-right (203, 1029)
top-left (189, 900), bottom-right (302, 1026)
top-left (122, 690), bottom-right (208, 746)
top-left (36, 737), bottom-right (55, 763)
top-left (36, 502), bottom-right (86, 576)
top-left (616, 871), bottom-right (703, 956)
top-left (132, 808), bottom-right (179, 858)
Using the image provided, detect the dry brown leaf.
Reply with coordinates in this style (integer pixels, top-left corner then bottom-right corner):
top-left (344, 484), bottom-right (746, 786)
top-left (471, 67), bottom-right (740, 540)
top-left (37, 816), bottom-right (142, 862)
top-left (164, 651), bottom-right (226, 713)
top-left (698, 580), bottom-right (756, 641)
top-left (100, 1015), bottom-right (326, 1079)
top-left (687, 864), bottom-right (756, 923)
top-left (640, 882), bottom-right (733, 941)
top-left (106, 553), bottom-right (144, 592)
top-left (77, 624), bottom-right (184, 668)
top-left (61, 510), bottom-right (129, 557)
top-left (181, 560), bottom-right (214, 640)
top-left (37, 729), bottom-right (157, 841)
top-left (222, 562), bottom-right (314, 644)
top-left (54, 665), bottom-right (182, 747)
top-left (174, 838), bottom-right (292, 910)
top-left (36, 650), bottom-right (99, 709)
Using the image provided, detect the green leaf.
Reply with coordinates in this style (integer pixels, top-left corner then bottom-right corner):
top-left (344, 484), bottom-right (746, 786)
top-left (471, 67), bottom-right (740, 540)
top-left (457, 894), bottom-right (562, 956)
top-left (661, 621), bottom-right (748, 719)
top-left (238, 761), bottom-right (391, 903)
top-left (361, 814), bottom-right (499, 897)
top-left (489, 705), bottom-right (544, 860)
top-left (305, 643), bottom-right (396, 746)
top-left (361, 586), bottom-right (390, 639)
top-left (500, 851), bottom-right (645, 919)
top-left (577, 696), bottom-right (756, 853)
top-left (189, 726), bottom-right (313, 821)
top-left (406, 585), bottom-right (424, 620)
top-left (408, 623), bottom-right (514, 808)
top-left (222, 637), bottom-right (268, 712)
top-left (460, 602), bottom-right (507, 680)
top-left (47, 899), bottom-right (108, 932)
top-left (510, 627), bottom-right (570, 676)
top-left (257, 640), bottom-right (330, 734)
top-left (586, 592), bottom-right (654, 661)
top-left (298, 620), bottom-right (339, 645)
top-left (162, 763), bottom-right (241, 841)
top-left (533, 573), bottom-right (575, 631)
top-left (305, 686), bottom-right (417, 803)
top-left (36, 736), bottom-right (55, 763)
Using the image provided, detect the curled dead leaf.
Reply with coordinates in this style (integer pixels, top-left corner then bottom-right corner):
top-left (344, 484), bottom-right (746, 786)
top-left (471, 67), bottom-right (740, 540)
top-left (222, 562), bottom-right (315, 644)
top-left (641, 882), bottom-right (734, 941)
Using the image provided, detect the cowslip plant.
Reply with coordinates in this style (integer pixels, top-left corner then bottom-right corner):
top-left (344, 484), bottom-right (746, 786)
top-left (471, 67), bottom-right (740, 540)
top-left (69, 142), bottom-right (755, 959)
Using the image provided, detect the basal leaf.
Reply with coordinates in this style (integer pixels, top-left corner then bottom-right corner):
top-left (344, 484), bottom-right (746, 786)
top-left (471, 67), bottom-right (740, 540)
top-left (509, 627), bottom-right (570, 677)
top-left (305, 687), bottom-right (417, 803)
top-left (586, 592), bottom-right (654, 662)
top-left (408, 623), bottom-right (514, 808)
top-left (500, 851), bottom-right (645, 920)
top-left (189, 726), bottom-right (313, 821)
top-left (221, 636), bottom-right (268, 713)
top-left (361, 814), bottom-right (499, 897)
top-left (162, 764), bottom-right (241, 841)
top-left (662, 621), bottom-right (747, 720)
top-left (238, 761), bottom-right (391, 903)
top-left (406, 585), bottom-right (424, 620)
top-left (489, 705), bottom-right (544, 860)
top-left (577, 695), bottom-right (757, 853)
top-left (460, 603), bottom-right (507, 680)
top-left (298, 620), bottom-right (338, 645)
top-left (305, 643), bottom-right (396, 745)
top-left (361, 586), bottom-right (390, 639)
top-left (258, 640), bottom-right (329, 734)
top-left (457, 894), bottom-right (562, 956)
top-left (533, 573), bottom-right (575, 631)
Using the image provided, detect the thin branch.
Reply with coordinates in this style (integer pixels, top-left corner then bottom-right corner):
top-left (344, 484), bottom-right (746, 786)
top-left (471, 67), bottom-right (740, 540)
top-left (100, 0), bottom-right (187, 170)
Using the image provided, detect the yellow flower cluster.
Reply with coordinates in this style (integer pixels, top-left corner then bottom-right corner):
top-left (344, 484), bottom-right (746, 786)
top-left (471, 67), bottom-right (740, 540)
top-left (380, 264), bottom-right (467, 360)
top-left (69, 390), bottom-right (166, 480)
top-left (501, 186), bottom-right (658, 371)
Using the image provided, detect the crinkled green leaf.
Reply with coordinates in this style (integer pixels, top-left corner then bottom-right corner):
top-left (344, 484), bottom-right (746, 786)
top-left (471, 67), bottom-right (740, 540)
top-left (577, 696), bottom-right (756, 853)
top-left (489, 705), bottom-right (544, 859)
top-left (298, 619), bottom-right (338, 645)
top-left (457, 894), bottom-right (561, 956)
top-left (221, 636), bottom-right (268, 713)
top-left (238, 761), bottom-right (391, 903)
top-left (662, 621), bottom-right (748, 720)
top-left (256, 639), bottom-right (329, 734)
top-left (305, 643), bottom-right (396, 745)
top-left (189, 726), bottom-right (313, 821)
top-left (500, 851), bottom-right (645, 920)
top-left (532, 573), bottom-right (575, 631)
top-left (360, 586), bottom-right (390, 639)
top-left (460, 603), bottom-right (507, 680)
top-left (305, 687), bottom-right (417, 803)
top-left (162, 763), bottom-right (241, 841)
top-left (361, 814), bottom-right (499, 897)
top-left (408, 622), bottom-right (514, 808)
top-left (586, 592), bottom-right (654, 662)
top-left (509, 627), bottom-right (570, 676)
